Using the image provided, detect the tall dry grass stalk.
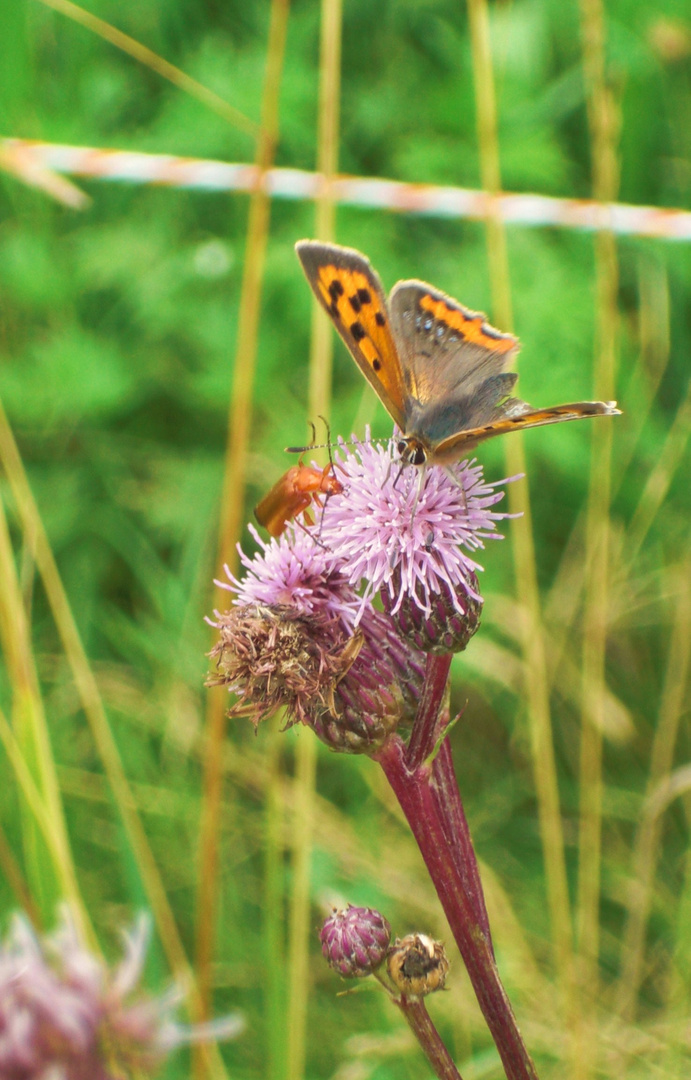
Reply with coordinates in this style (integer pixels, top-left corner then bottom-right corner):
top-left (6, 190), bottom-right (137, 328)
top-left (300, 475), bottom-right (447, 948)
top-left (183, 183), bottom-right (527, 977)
top-left (0, 490), bottom-right (83, 932)
top-left (286, 4), bottom-right (341, 1079)
top-left (616, 559), bottom-right (691, 1016)
top-left (38, 0), bottom-right (258, 137)
top-left (0, 400), bottom-right (234, 1076)
top-left (577, 0), bottom-right (620, 1062)
top-left (465, 0), bottom-right (576, 1037)
top-left (195, 0), bottom-right (291, 1054)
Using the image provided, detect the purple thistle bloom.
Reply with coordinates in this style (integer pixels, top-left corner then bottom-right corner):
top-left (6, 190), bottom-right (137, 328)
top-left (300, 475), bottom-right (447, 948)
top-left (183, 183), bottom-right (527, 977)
top-left (0, 908), bottom-right (243, 1079)
top-left (215, 523), bottom-right (361, 631)
top-left (320, 436), bottom-right (517, 622)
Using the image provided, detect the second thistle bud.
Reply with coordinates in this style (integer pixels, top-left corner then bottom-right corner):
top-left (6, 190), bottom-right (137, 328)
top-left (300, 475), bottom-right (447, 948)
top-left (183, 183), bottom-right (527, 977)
top-left (320, 905), bottom-right (392, 979)
top-left (386, 933), bottom-right (450, 998)
top-left (383, 569), bottom-right (482, 655)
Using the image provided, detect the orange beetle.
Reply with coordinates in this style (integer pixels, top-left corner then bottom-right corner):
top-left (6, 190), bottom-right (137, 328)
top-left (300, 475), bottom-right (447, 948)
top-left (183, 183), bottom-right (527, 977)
top-left (254, 460), bottom-right (344, 537)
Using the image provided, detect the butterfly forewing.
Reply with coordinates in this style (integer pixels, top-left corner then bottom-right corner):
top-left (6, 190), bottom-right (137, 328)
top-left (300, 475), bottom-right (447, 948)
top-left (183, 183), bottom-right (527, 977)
top-left (295, 241), bottom-right (408, 428)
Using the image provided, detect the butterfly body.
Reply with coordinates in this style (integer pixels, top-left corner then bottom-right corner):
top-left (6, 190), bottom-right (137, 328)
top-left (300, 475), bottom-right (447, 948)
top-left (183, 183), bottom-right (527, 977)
top-left (254, 461), bottom-right (343, 537)
top-left (295, 240), bottom-right (620, 466)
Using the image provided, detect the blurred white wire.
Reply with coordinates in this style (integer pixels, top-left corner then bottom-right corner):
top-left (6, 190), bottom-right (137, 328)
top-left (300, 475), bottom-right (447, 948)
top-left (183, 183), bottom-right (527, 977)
top-left (3, 137), bottom-right (691, 241)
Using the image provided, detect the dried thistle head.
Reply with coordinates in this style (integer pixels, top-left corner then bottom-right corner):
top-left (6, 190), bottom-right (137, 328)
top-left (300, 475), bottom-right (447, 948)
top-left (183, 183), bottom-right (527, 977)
top-left (207, 602), bottom-right (362, 729)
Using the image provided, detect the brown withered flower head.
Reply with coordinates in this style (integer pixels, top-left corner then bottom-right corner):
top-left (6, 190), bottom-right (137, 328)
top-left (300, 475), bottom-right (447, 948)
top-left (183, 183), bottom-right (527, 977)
top-left (386, 933), bottom-right (450, 998)
top-left (207, 526), bottom-right (425, 753)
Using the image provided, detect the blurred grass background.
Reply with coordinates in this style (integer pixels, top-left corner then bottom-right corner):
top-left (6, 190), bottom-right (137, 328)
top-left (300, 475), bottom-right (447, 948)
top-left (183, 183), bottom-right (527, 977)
top-left (1, 0), bottom-right (690, 1078)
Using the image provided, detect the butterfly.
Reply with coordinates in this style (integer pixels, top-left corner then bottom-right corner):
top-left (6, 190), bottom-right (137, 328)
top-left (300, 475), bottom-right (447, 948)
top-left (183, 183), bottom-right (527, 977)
top-left (254, 459), bottom-right (343, 537)
top-left (295, 240), bottom-right (620, 469)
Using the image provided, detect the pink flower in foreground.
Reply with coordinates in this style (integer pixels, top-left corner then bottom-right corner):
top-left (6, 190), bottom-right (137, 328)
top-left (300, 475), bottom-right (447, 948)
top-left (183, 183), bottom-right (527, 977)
top-left (320, 437), bottom-right (516, 622)
top-left (0, 908), bottom-right (243, 1079)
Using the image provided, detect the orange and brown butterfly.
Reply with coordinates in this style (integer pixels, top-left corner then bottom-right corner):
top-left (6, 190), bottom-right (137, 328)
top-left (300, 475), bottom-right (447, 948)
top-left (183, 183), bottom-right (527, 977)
top-left (254, 458), bottom-right (343, 538)
top-left (295, 240), bottom-right (620, 468)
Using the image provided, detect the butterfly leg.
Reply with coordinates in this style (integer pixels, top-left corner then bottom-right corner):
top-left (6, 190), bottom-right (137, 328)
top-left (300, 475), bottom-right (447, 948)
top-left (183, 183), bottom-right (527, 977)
top-left (442, 465), bottom-right (468, 513)
top-left (407, 463), bottom-right (428, 527)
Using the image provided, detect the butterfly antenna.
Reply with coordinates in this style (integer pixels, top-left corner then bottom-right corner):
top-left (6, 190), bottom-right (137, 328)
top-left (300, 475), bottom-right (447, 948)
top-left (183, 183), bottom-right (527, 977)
top-left (317, 415), bottom-right (336, 468)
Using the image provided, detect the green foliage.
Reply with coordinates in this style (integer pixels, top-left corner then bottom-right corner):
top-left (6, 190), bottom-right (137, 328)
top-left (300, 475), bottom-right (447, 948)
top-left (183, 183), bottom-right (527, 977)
top-left (1, 0), bottom-right (690, 1077)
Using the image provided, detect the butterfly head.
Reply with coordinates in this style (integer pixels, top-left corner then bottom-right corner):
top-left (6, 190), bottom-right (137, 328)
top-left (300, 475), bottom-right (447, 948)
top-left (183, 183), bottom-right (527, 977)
top-left (396, 436), bottom-right (427, 468)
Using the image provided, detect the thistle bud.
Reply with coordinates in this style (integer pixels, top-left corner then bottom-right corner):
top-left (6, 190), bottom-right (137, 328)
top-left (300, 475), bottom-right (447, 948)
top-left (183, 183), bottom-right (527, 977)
top-left (310, 607), bottom-right (425, 754)
top-left (386, 933), bottom-right (449, 998)
top-left (320, 905), bottom-right (392, 978)
top-left (382, 569), bottom-right (482, 655)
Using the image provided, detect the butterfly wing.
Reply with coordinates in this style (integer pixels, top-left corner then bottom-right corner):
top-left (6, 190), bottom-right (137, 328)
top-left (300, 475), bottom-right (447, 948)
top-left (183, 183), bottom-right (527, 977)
top-left (431, 400), bottom-right (621, 461)
top-left (389, 281), bottom-right (620, 460)
top-left (296, 241), bottom-right (408, 429)
top-left (389, 281), bottom-right (519, 418)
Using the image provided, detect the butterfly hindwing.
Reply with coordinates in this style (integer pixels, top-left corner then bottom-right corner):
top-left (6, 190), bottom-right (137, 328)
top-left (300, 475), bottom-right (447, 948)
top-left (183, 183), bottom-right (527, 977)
top-left (432, 401), bottom-right (621, 459)
top-left (389, 281), bottom-right (519, 415)
top-left (295, 241), bottom-right (407, 428)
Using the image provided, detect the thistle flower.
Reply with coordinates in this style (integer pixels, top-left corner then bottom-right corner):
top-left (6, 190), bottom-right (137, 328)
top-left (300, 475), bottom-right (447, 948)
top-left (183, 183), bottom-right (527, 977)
top-left (208, 526), bottom-right (425, 752)
top-left (0, 908), bottom-right (243, 1079)
top-left (320, 905), bottom-right (391, 978)
top-left (320, 436), bottom-right (516, 651)
top-left (219, 523), bottom-right (360, 630)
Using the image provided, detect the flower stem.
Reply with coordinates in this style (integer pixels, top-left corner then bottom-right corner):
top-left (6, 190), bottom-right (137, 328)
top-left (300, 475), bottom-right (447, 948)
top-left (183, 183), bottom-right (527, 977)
top-left (403, 653), bottom-right (492, 946)
top-left (392, 992), bottom-right (465, 1080)
top-left (406, 653), bottom-right (453, 770)
top-left (376, 736), bottom-right (538, 1080)
top-left (431, 737), bottom-right (492, 948)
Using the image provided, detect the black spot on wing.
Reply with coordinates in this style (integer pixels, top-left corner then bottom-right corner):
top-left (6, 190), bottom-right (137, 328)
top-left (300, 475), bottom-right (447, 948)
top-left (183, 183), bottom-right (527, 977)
top-left (375, 312), bottom-right (386, 326)
top-left (350, 321), bottom-right (366, 342)
top-left (349, 294), bottom-right (362, 313)
top-left (328, 279), bottom-right (345, 300)
top-left (357, 288), bottom-right (372, 305)
top-left (373, 358), bottom-right (381, 371)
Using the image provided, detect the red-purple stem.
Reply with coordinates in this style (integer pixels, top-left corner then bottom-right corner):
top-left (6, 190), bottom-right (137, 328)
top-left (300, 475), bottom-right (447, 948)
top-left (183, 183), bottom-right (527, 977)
top-left (375, 736), bottom-right (538, 1080)
top-left (406, 654), bottom-right (453, 769)
top-left (431, 737), bottom-right (493, 949)
top-left (405, 653), bottom-right (492, 945)
top-left (393, 994), bottom-right (464, 1080)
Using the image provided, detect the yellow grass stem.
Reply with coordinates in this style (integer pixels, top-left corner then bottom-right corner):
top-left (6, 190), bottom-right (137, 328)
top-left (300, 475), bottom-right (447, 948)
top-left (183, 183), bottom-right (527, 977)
top-left (37, 0), bottom-right (258, 138)
top-left (577, 0), bottom-right (620, 1061)
top-left (544, 257), bottom-right (670, 648)
top-left (264, 726), bottom-right (287, 1080)
top-left (466, 0), bottom-right (575, 1019)
top-left (0, 399), bottom-right (228, 1080)
top-left (286, 5), bottom-right (341, 1079)
top-left (0, 703), bottom-right (87, 932)
top-left (195, 0), bottom-right (291, 1049)
top-left (626, 379), bottom-right (691, 569)
top-left (0, 818), bottom-right (40, 925)
top-left (0, 491), bottom-right (84, 928)
top-left (307, 0), bottom-right (342, 420)
top-left (616, 559), bottom-right (691, 1017)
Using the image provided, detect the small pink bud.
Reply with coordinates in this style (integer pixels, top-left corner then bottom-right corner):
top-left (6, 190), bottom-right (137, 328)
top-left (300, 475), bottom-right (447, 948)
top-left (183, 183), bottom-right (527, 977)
top-left (320, 905), bottom-right (392, 978)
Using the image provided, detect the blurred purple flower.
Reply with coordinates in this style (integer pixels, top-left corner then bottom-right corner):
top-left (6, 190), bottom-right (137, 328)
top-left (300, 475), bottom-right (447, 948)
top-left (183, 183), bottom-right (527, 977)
top-left (320, 436), bottom-right (517, 621)
top-left (0, 908), bottom-right (243, 1079)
